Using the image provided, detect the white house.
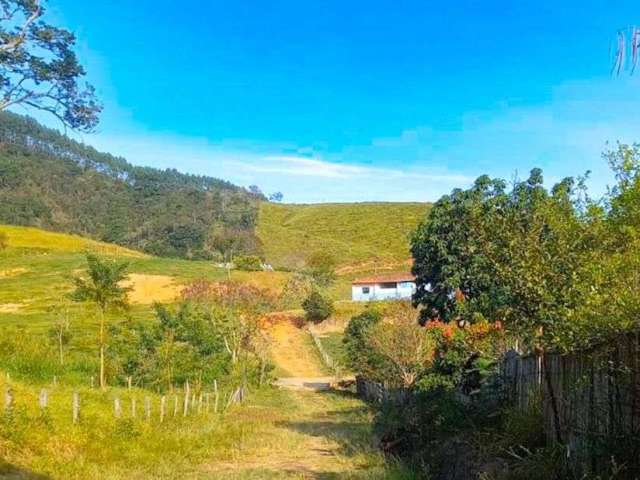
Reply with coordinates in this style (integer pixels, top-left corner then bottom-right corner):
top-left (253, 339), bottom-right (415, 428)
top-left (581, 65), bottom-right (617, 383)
top-left (351, 273), bottom-right (416, 302)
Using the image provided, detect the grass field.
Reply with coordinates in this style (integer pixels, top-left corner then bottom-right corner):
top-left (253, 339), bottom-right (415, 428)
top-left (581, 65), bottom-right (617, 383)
top-left (0, 226), bottom-right (416, 479)
top-left (0, 377), bottom-right (415, 479)
top-left (256, 202), bottom-right (430, 270)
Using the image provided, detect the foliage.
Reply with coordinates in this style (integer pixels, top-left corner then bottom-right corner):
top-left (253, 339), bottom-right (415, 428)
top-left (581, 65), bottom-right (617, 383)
top-left (343, 308), bottom-right (382, 377)
top-left (70, 254), bottom-right (130, 312)
top-left (234, 254), bottom-right (263, 271)
top-left (0, 0), bottom-right (101, 131)
top-left (0, 111), bottom-right (262, 259)
top-left (268, 191), bottom-right (284, 202)
top-left (411, 168), bottom-right (611, 351)
top-left (302, 290), bottom-right (334, 323)
top-left (71, 253), bottom-right (131, 388)
top-left (279, 272), bottom-right (315, 308)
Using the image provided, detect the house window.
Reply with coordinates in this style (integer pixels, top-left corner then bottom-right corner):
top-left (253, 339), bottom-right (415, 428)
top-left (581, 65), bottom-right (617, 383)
top-left (379, 282), bottom-right (397, 289)
top-left (362, 286), bottom-right (370, 294)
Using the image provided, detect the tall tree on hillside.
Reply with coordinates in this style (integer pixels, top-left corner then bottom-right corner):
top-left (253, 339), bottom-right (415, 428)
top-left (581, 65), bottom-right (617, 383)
top-left (71, 254), bottom-right (130, 389)
top-left (0, 0), bottom-right (101, 131)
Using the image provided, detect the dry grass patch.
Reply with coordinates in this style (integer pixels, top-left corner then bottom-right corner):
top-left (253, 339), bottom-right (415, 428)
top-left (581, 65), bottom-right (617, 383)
top-left (0, 303), bottom-right (24, 313)
top-left (122, 274), bottom-right (183, 305)
top-left (0, 268), bottom-right (28, 278)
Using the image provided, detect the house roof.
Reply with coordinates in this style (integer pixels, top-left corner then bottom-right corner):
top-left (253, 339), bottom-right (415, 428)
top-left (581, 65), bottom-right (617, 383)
top-left (352, 273), bottom-right (416, 285)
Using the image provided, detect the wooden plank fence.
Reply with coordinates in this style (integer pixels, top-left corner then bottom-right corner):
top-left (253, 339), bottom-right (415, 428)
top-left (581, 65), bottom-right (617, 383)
top-left (502, 333), bottom-right (640, 475)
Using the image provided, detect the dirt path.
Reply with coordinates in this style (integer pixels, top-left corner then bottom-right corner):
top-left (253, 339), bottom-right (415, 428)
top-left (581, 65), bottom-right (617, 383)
top-left (195, 317), bottom-right (406, 479)
top-left (269, 317), bottom-right (328, 378)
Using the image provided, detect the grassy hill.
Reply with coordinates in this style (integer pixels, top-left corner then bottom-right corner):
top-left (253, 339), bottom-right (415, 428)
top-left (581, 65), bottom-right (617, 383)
top-left (0, 112), bottom-right (261, 259)
top-left (256, 202), bottom-right (431, 270)
top-left (0, 225), bottom-right (288, 332)
top-left (0, 226), bottom-right (414, 480)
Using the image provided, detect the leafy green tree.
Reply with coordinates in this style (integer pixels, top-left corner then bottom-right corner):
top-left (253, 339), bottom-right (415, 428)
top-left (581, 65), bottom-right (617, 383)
top-left (343, 308), bottom-right (382, 378)
top-left (0, 0), bottom-right (101, 131)
top-left (71, 254), bottom-right (130, 389)
top-left (411, 175), bottom-right (508, 323)
top-left (234, 255), bottom-right (263, 271)
top-left (412, 169), bottom-right (600, 351)
top-left (302, 290), bottom-right (334, 323)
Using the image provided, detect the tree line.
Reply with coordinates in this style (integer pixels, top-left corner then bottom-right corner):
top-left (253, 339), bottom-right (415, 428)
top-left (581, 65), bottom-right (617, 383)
top-left (0, 111), bottom-right (264, 259)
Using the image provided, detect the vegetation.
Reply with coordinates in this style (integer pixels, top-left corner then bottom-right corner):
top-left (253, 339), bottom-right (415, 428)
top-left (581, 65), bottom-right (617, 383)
top-left (234, 254), bottom-right (263, 271)
top-left (0, 112), bottom-right (263, 259)
top-left (0, 0), bottom-right (101, 131)
top-left (257, 201), bottom-right (430, 269)
top-left (302, 290), bottom-right (334, 323)
top-left (343, 145), bottom-right (640, 478)
top-left (71, 254), bottom-right (132, 390)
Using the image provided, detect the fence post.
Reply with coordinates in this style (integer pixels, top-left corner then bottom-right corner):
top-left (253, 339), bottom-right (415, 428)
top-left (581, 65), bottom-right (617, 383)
top-left (90, 376), bottom-right (94, 389)
top-left (39, 389), bottom-right (48, 409)
top-left (205, 392), bottom-right (210, 413)
top-left (131, 397), bottom-right (137, 418)
top-left (4, 386), bottom-right (13, 411)
top-left (183, 381), bottom-right (190, 417)
top-left (127, 376), bottom-right (132, 391)
top-left (72, 391), bottom-right (80, 424)
top-left (160, 395), bottom-right (166, 423)
top-left (214, 379), bottom-right (219, 413)
top-left (114, 397), bottom-right (122, 418)
top-left (198, 393), bottom-right (203, 414)
top-left (144, 396), bottom-right (151, 421)
top-left (173, 394), bottom-right (178, 417)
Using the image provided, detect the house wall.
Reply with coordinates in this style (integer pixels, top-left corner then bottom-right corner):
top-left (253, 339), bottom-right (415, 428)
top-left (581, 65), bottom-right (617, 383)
top-left (351, 282), bottom-right (416, 302)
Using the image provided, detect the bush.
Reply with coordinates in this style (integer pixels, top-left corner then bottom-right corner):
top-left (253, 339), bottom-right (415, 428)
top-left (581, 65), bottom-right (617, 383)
top-left (234, 255), bottom-right (263, 271)
top-left (302, 290), bottom-right (334, 323)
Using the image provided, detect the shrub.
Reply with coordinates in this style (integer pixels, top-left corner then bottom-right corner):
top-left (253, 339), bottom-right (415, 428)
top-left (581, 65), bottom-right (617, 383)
top-left (302, 290), bottom-right (334, 323)
top-left (234, 255), bottom-right (263, 271)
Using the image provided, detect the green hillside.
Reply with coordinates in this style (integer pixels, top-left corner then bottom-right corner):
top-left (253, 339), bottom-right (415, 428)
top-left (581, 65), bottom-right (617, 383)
top-left (0, 112), bottom-right (262, 260)
top-left (257, 202), bottom-right (431, 269)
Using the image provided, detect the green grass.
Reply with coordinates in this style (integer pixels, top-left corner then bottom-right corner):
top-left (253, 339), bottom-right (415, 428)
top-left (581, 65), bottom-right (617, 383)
top-left (0, 378), bottom-right (417, 479)
top-left (0, 225), bottom-right (418, 478)
top-left (257, 202), bottom-right (430, 269)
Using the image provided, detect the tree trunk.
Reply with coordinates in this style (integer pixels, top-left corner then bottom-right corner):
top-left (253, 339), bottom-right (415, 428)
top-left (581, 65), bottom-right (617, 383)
top-left (58, 329), bottom-right (64, 366)
top-left (99, 308), bottom-right (106, 390)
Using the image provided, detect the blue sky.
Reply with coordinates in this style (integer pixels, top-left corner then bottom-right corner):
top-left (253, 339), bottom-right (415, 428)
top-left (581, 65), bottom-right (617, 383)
top-left (22, 0), bottom-right (640, 202)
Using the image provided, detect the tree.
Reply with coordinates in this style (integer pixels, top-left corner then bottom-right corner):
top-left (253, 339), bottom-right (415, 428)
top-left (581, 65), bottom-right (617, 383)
top-left (302, 290), bottom-right (334, 323)
top-left (411, 175), bottom-right (508, 323)
top-left (234, 255), bottom-right (262, 271)
top-left (0, 0), bottom-right (101, 131)
top-left (368, 306), bottom-right (434, 389)
top-left (48, 303), bottom-right (72, 366)
top-left (343, 308), bottom-right (382, 378)
top-left (71, 254), bottom-right (130, 389)
top-left (411, 168), bottom-right (599, 351)
top-left (248, 185), bottom-right (263, 197)
top-left (0, 231), bottom-right (7, 250)
top-left (268, 192), bottom-right (284, 202)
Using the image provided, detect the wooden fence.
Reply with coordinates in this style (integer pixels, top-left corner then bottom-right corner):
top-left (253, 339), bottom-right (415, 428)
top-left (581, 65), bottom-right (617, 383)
top-left (2, 376), bottom-right (246, 426)
top-left (502, 334), bottom-right (640, 475)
